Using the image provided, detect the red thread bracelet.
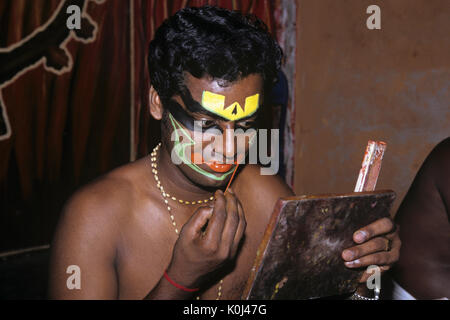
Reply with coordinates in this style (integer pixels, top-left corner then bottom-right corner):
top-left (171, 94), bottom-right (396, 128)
top-left (163, 271), bottom-right (199, 292)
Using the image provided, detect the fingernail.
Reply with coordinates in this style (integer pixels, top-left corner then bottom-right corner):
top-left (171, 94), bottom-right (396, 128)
top-left (345, 259), bottom-right (360, 268)
top-left (355, 231), bottom-right (367, 243)
top-left (343, 250), bottom-right (354, 261)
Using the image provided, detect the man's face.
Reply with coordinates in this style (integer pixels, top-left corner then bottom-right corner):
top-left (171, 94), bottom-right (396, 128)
top-left (162, 73), bottom-right (264, 188)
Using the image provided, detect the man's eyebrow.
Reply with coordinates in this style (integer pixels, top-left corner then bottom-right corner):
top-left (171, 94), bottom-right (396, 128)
top-left (179, 88), bottom-right (230, 121)
top-left (235, 112), bottom-right (260, 123)
top-left (167, 98), bottom-right (224, 122)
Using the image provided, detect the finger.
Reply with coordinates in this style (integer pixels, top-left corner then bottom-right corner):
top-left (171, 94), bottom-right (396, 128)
top-left (391, 230), bottom-right (401, 250)
top-left (230, 199), bottom-right (246, 257)
top-left (342, 237), bottom-right (389, 261)
top-left (353, 217), bottom-right (394, 244)
top-left (186, 206), bottom-right (214, 238)
top-left (386, 232), bottom-right (401, 260)
top-left (384, 223), bottom-right (400, 240)
top-left (204, 190), bottom-right (227, 244)
top-left (220, 188), bottom-right (240, 252)
top-left (344, 251), bottom-right (397, 269)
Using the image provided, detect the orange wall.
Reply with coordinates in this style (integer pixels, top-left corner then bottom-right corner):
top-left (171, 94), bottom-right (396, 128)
top-left (294, 0), bottom-right (450, 213)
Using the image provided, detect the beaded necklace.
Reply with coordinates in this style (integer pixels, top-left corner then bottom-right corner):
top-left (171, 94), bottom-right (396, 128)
top-left (150, 143), bottom-right (224, 299)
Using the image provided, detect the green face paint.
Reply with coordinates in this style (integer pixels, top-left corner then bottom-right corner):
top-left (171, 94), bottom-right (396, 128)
top-left (168, 113), bottom-right (235, 181)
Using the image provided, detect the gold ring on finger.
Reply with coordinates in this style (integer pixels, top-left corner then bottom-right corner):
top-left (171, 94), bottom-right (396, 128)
top-left (384, 237), bottom-right (392, 252)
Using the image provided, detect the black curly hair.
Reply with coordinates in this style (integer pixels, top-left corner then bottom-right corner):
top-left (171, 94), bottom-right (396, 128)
top-left (148, 5), bottom-right (283, 104)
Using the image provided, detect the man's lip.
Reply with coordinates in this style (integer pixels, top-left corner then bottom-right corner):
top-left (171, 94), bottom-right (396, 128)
top-left (205, 162), bottom-right (234, 173)
top-left (190, 153), bottom-right (236, 173)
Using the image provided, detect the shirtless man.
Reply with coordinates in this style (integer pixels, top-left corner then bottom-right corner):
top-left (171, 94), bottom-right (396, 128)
top-left (48, 6), bottom-right (400, 300)
top-left (393, 138), bottom-right (450, 299)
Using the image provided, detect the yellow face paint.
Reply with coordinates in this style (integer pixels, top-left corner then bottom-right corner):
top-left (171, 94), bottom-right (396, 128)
top-left (201, 91), bottom-right (260, 121)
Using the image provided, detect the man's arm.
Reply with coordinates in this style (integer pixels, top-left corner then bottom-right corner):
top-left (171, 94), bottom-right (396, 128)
top-left (48, 181), bottom-right (122, 299)
top-left (394, 138), bottom-right (450, 299)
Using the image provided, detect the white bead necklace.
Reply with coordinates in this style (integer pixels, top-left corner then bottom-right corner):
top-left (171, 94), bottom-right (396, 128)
top-left (150, 143), bottom-right (224, 299)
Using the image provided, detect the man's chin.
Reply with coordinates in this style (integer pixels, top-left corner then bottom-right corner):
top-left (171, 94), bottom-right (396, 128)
top-left (180, 164), bottom-right (233, 190)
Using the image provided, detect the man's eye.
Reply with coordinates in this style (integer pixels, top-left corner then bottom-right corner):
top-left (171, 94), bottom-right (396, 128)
top-left (237, 121), bottom-right (255, 129)
top-left (200, 119), bottom-right (216, 128)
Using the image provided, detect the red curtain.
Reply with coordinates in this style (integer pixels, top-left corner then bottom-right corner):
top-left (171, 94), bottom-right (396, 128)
top-left (132, 0), bottom-right (276, 159)
top-left (0, 0), bottom-right (280, 252)
top-left (0, 0), bottom-right (131, 251)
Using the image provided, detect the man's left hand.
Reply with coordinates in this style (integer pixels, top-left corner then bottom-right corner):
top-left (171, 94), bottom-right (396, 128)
top-left (341, 217), bottom-right (401, 282)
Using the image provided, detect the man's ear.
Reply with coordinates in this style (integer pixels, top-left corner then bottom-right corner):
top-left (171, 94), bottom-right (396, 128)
top-left (149, 86), bottom-right (163, 120)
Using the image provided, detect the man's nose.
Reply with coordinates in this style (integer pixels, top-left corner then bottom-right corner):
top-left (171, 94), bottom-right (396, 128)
top-left (224, 127), bottom-right (236, 159)
top-left (214, 127), bottom-right (236, 161)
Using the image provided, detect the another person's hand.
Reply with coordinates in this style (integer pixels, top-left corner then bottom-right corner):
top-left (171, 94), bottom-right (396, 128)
top-left (166, 188), bottom-right (246, 290)
top-left (341, 217), bottom-right (401, 283)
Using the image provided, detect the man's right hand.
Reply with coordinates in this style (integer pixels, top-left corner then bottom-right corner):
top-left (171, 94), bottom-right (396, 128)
top-left (165, 188), bottom-right (246, 290)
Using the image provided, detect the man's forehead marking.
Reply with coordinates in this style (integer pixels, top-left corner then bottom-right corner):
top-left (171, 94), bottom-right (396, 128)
top-left (201, 90), bottom-right (260, 121)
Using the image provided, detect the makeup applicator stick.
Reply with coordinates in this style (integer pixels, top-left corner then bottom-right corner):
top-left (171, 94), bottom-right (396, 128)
top-left (224, 164), bottom-right (239, 194)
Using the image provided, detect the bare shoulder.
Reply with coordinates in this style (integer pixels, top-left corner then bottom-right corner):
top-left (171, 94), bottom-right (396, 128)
top-left (233, 164), bottom-right (294, 221)
top-left (429, 137), bottom-right (450, 160)
top-left (235, 164), bottom-right (294, 196)
top-left (49, 160), bottom-right (148, 298)
top-left (420, 137), bottom-right (450, 217)
top-left (58, 163), bottom-right (140, 236)
top-left (425, 137), bottom-right (450, 181)
top-left (52, 157), bottom-right (156, 247)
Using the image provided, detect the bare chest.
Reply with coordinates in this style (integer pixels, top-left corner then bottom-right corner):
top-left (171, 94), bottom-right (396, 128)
top-left (114, 203), bottom-right (266, 300)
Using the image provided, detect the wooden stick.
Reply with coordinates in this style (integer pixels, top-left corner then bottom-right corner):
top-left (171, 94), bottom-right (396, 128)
top-left (224, 164), bottom-right (239, 194)
top-left (354, 141), bottom-right (387, 192)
